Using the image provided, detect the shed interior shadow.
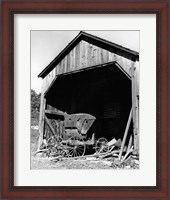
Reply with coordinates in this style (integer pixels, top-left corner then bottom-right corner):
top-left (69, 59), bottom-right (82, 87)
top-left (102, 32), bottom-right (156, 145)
top-left (45, 63), bottom-right (132, 142)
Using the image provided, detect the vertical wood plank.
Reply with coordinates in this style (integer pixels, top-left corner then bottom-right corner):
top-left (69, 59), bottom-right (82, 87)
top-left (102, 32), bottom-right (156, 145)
top-left (108, 52), bottom-right (113, 62)
top-left (103, 49), bottom-right (107, 63)
top-left (85, 42), bottom-right (88, 68)
top-left (106, 50), bottom-right (109, 63)
top-left (91, 46), bottom-right (94, 66)
top-left (44, 115), bottom-right (56, 136)
top-left (52, 68), bottom-right (55, 80)
top-left (131, 61), bottom-right (139, 154)
top-left (87, 42), bottom-right (91, 67)
top-left (64, 56), bottom-right (67, 73)
top-left (71, 49), bottom-right (74, 71)
top-left (121, 57), bottom-right (127, 72)
top-left (72, 45), bottom-right (75, 71)
top-left (37, 80), bottom-right (46, 150)
top-left (113, 53), bottom-right (118, 62)
top-left (135, 61), bottom-right (139, 153)
top-left (118, 108), bottom-right (132, 160)
top-left (82, 42), bottom-right (85, 67)
top-left (67, 53), bottom-right (70, 72)
top-left (90, 44), bottom-right (94, 66)
top-left (75, 45), bottom-right (78, 70)
top-left (101, 48), bottom-right (104, 64)
top-left (94, 47), bottom-right (97, 66)
top-left (58, 60), bottom-right (61, 74)
top-left (69, 51), bottom-right (72, 71)
top-left (77, 43), bottom-right (80, 70)
top-left (61, 59), bottom-right (64, 74)
top-left (56, 62), bottom-right (60, 75)
top-left (96, 47), bottom-right (100, 65)
top-left (55, 63), bottom-right (58, 75)
top-left (70, 49), bottom-right (73, 71)
top-left (84, 42), bottom-right (87, 68)
top-left (81, 41), bottom-right (86, 68)
top-left (79, 42), bottom-right (82, 69)
top-left (62, 57), bottom-right (65, 74)
top-left (127, 59), bottom-right (132, 77)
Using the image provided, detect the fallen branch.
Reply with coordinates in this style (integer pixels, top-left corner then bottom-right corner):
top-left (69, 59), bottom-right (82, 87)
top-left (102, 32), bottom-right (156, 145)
top-left (35, 148), bottom-right (49, 156)
top-left (122, 155), bottom-right (132, 164)
top-left (50, 156), bottom-right (63, 161)
top-left (99, 150), bottom-right (120, 159)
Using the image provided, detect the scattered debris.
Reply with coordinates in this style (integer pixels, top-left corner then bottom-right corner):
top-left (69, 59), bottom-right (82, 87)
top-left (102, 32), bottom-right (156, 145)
top-left (35, 131), bottom-right (139, 169)
top-left (134, 159), bottom-right (139, 165)
top-left (86, 157), bottom-right (97, 161)
top-left (31, 125), bottom-right (39, 130)
top-left (35, 110), bottom-right (139, 169)
top-left (100, 161), bottom-right (113, 166)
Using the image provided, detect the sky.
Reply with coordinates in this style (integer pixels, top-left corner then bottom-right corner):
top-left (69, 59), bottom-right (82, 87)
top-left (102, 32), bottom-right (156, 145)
top-left (31, 31), bottom-right (139, 94)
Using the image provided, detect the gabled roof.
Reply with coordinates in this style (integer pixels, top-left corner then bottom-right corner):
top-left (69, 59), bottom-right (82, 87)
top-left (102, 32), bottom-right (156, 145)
top-left (38, 31), bottom-right (139, 78)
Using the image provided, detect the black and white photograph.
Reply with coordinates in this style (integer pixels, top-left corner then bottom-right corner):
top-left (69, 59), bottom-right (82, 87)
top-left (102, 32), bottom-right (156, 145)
top-left (31, 31), bottom-right (139, 170)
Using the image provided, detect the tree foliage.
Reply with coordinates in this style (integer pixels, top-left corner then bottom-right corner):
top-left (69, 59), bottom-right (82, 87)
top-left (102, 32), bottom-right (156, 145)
top-left (31, 89), bottom-right (41, 120)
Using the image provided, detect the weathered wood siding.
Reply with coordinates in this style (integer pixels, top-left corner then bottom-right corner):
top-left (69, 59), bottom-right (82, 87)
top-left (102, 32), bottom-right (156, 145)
top-left (131, 61), bottom-right (139, 154)
top-left (42, 40), bottom-right (137, 95)
top-left (43, 67), bottom-right (56, 93)
top-left (55, 40), bottom-right (132, 77)
top-left (37, 67), bottom-right (55, 149)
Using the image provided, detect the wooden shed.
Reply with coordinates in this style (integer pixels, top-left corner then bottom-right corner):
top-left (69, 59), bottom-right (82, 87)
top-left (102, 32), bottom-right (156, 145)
top-left (37, 31), bottom-right (139, 155)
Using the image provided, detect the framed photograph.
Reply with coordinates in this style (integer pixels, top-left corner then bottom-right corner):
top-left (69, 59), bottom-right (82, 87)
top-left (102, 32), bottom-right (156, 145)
top-left (1, 0), bottom-right (169, 199)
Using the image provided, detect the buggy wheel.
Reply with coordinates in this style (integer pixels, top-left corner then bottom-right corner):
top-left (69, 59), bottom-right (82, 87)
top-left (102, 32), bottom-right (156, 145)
top-left (95, 137), bottom-right (109, 154)
top-left (66, 136), bottom-right (86, 157)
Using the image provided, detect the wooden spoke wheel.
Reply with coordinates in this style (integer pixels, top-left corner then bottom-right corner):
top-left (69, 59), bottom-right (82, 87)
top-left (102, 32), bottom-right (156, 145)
top-left (66, 136), bottom-right (86, 157)
top-left (95, 137), bottom-right (109, 154)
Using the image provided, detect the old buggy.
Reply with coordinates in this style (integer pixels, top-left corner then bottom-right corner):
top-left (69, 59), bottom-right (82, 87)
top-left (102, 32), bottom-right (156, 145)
top-left (38, 112), bottom-right (121, 158)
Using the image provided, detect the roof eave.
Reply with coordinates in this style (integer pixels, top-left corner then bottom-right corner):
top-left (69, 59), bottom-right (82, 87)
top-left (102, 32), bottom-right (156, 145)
top-left (38, 31), bottom-right (139, 79)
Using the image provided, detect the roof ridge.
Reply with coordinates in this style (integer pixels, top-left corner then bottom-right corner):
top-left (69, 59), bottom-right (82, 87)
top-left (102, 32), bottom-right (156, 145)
top-left (38, 31), bottom-right (139, 78)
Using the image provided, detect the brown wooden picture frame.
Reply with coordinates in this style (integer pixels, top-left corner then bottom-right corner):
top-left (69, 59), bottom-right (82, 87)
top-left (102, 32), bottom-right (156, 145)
top-left (1, 0), bottom-right (169, 199)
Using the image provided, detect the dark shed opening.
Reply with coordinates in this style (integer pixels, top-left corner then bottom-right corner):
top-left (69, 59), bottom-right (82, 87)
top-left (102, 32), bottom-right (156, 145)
top-left (45, 62), bottom-right (132, 142)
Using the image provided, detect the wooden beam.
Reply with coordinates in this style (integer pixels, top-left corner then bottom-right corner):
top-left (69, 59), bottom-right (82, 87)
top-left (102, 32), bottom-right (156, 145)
top-left (118, 108), bottom-right (132, 160)
top-left (136, 95), bottom-right (139, 153)
top-left (131, 61), bottom-right (139, 154)
top-left (45, 109), bottom-right (65, 117)
top-left (127, 134), bottom-right (133, 153)
top-left (45, 109), bottom-right (64, 115)
top-left (44, 115), bottom-right (56, 136)
top-left (37, 93), bottom-right (46, 151)
top-left (121, 146), bottom-right (133, 163)
top-left (121, 134), bottom-right (133, 162)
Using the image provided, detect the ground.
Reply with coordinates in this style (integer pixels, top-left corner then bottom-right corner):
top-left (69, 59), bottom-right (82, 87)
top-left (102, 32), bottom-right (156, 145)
top-left (31, 125), bottom-right (139, 170)
top-left (31, 128), bottom-right (113, 169)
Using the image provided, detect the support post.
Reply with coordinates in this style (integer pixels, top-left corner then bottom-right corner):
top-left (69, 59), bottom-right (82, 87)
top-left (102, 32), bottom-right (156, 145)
top-left (131, 61), bottom-right (139, 154)
top-left (118, 108), bottom-right (132, 160)
top-left (37, 82), bottom-right (46, 151)
top-left (44, 115), bottom-right (56, 136)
